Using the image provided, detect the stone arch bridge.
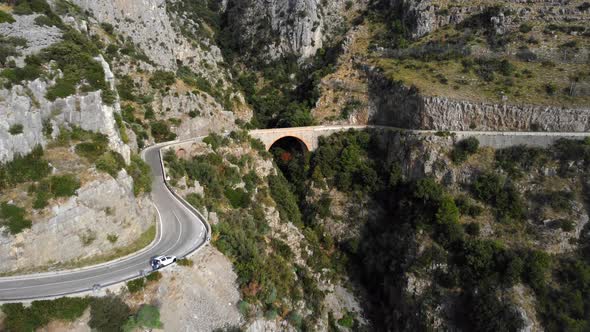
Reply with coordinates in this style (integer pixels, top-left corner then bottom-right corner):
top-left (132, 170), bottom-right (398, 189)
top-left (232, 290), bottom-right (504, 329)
top-left (248, 125), bottom-right (590, 151)
top-left (168, 125), bottom-right (590, 158)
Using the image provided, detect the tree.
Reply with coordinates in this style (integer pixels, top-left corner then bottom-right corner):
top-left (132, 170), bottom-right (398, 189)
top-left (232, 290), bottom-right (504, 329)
top-left (413, 177), bottom-right (444, 203)
top-left (525, 251), bottom-right (551, 291)
top-left (435, 195), bottom-right (463, 245)
top-left (89, 296), bottom-right (131, 332)
top-left (124, 305), bottom-right (163, 331)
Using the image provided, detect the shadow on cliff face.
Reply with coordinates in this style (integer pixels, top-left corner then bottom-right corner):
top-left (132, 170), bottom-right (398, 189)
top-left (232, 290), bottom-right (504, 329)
top-left (366, 69), bottom-right (423, 129)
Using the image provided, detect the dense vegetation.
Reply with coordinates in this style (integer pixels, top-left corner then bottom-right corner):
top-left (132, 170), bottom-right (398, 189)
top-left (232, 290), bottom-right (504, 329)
top-left (0, 145), bottom-right (51, 190)
top-left (371, 0), bottom-right (590, 107)
top-left (165, 133), bottom-right (328, 328)
top-left (1, 297), bottom-right (90, 331)
top-left (1, 295), bottom-right (164, 332)
top-left (267, 130), bottom-right (590, 331)
top-left (0, 0), bottom-right (111, 103)
top-left (0, 202), bottom-right (32, 234)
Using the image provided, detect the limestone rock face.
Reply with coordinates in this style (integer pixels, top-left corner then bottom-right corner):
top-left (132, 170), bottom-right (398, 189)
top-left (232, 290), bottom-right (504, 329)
top-left (0, 170), bottom-right (156, 274)
top-left (368, 71), bottom-right (590, 131)
top-left (224, 0), bottom-right (365, 61)
top-left (72, 0), bottom-right (225, 76)
top-left (157, 89), bottom-right (236, 139)
top-left (0, 77), bottom-right (130, 163)
top-left (387, 0), bottom-right (493, 39)
top-left (0, 13), bottom-right (62, 65)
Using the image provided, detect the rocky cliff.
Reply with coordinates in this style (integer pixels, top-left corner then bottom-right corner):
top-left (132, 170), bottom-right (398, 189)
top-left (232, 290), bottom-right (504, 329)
top-left (0, 170), bottom-right (156, 274)
top-left (73, 0), bottom-right (221, 73)
top-left (368, 70), bottom-right (590, 131)
top-left (0, 60), bottom-right (130, 164)
top-left (223, 0), bottom-right (366, 61)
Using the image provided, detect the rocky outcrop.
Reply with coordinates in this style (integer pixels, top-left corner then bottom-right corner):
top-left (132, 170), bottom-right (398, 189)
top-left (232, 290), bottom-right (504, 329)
top-left (156, 89), bottom-right (237, 139)
top-left (0, 170), bottom-right (156, 274)
top-left (73, 0), bottom-right (226, 77)
top-left (368, 72), bottom-right (590, 131)
top-left (0, 75), bottom-right (130, 163)
top-left (0, 13), bottom-right (62, 66)
top-left (388, 0), bottom-right (472, 39)
top-left (223, 0), bottom-right (366, 61)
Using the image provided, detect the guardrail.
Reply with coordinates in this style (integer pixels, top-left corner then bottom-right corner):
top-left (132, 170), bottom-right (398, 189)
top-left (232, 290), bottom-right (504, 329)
top-left (157, 142), bottom-right (212, 259)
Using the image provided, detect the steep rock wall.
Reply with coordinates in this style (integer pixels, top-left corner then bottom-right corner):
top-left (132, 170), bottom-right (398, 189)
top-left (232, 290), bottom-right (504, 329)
top-left (0, 76), bottom-right (130, 163)
top-left (0, 170), bottom-right (156, 274)
top-left (223, 0), bottom-right (364, 61)
top-left (73, 0), bottom-right (226, 76)
top-left (368, 71), bottom-right (590, 131)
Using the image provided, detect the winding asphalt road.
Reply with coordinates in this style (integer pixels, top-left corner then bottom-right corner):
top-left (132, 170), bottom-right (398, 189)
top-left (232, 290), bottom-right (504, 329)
top-left (1, 126), bottom-right (589, 302)
top-left (0, 143), bottom-right (209, 302)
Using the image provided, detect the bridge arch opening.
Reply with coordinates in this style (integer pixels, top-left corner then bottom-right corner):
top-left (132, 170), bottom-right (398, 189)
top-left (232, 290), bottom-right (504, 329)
top-left (269, 136), bottom-right (310, 155)
top-left (269, 136), bottom-right (310, 186)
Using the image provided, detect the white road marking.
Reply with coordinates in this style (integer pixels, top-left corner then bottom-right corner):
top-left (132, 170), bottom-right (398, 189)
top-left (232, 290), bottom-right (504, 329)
top-left (163, 211), bottom-right (183, 255)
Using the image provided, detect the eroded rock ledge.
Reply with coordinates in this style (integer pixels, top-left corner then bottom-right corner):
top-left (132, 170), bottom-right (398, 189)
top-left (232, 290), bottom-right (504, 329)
top-left (368, 71), bottom-right (590, 131)
top-left (0, 170), bottom-right (156, 274)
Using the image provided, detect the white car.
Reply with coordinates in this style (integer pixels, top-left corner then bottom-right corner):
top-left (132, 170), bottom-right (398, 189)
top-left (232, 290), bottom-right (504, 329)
top-left (150, 255), bottom-right (176, 270)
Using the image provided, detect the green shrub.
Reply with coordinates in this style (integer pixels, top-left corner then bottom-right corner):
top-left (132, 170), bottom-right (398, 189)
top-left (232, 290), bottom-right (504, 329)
top-left (101, 88), bottom-right (117, 106)
top-left (33, 190), bottom-right (51, 209)
top-left (0, 10), bottom-right (15, 23)
top-left (224, 187), bottom-right (250, 208)
top-left (412, 177), bottom-right (444, 203)
top-left (117, 75), bottom-right (138, 101)
top-left (8, 123), bottom-right (23, 135)
top-left (559, 220), bottom-right (575, 232)
top-left (524, 250), bottom-right (551, 291)
top-left (100, 22), bottom-right (114, 34)
top-left (96, 151), bottom-right (126, 177)
top-left (451, 137), bottom-right (479, 163)
top-left (545, 83), bottom-right (557, 95)
top-left (495, 145), bottom-right (550, 177)
top-left (465, 222), bottom-right (481, 236)
top-left (519, 23), bottom-right (533, 33)
top-left (49, 174), bottom-right (80, 197)
top-left (2, 297), bottom-right (90, 331)
top-left (107, 233), bottom-right (118, 243)
top-left (456, 196), bottom-right (483, 217)
top-left (552, 138), bottom-right (590, 163)
top-left (46, 77), bottom-right (77, 100)
top-left (176, 258), bottom-right (193, 266)
top-left (150, 120), bottom-right (176, 143)
top-left (89, 296), bottom-right (131, 332)
top-left (126, 277), bottom-right (145, 293)
top-left (149, 70), bottom-right (176, 89)
top-left (75, 135), bottom-right (109, 162)
top-left (268, 174), bottom-right (302, 227)
top-left (311, 130), bottom-right (379, 193)
top-left (0, 145), bottom-right (51, 189)
top-left (434, 195), bottom-right (464, 245)
top-left (113, 112), bottom-right (129, 143)
top-left (287, 311), bottom-right (303, 328)
top-left (146, 271), bottom-right (162, 282)
top-left (203, 132), bottom-right (230, 151)
top-left (34, 14), bottom-right (60, 27)
top-left (472, 173), bottom-right (525, 222)
top-left (177, 66), bottom-right (213, 94)
top-left (186, 193), bottom-right (206, 214)
top-left (463, 288), bottom-right (524, 331)
top-left (0, 202), bottom-right (32, 234)
top-left (132, 305), bottom-right (163, 330)
top-left (127, 155), bottom-right (152, 196)
top-left (337, 312), bottom-right (355, 328)
top-left (41, 33), bottom-right (105, 100)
